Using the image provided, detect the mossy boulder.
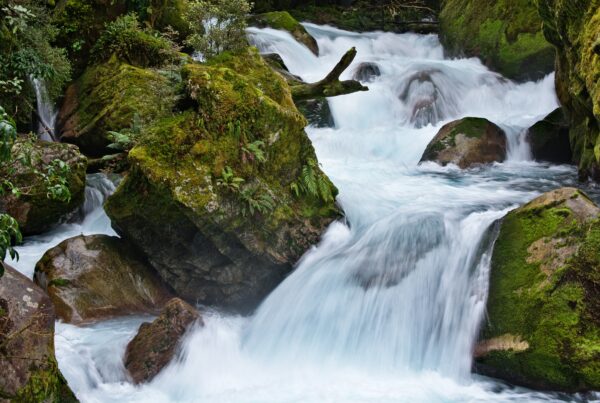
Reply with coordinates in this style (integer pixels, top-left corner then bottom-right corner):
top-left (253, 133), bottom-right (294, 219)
top-left (439, 0), bottom-right (555, 81)
top-left (419, 117), bottom-right (507, 168)
top-left (0, 139), bottom-right (87, 236)
top-left (124, 298), bottom-right (201, 384)
top-left (105, 48), bottom-right (341, 312)
top-left (537, 0), bottom-right (600, 180)
top-left (477, 188), bottom-right (600, 391)
top-left (34, 234), bottom-right (173, 324)
top-left (526, 108), bottom-right (572, 164)
top-left (250, 11), bottom-right (319, 55)
top-left (57, 57), bottom-right (177, 156)
top-left (0, 264), bottom-right (77, 402)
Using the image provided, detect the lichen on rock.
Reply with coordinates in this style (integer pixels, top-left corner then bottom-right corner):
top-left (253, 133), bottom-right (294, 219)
top-left (105, 48), bottom-right (341, 312)
top-left (478, 187), bottom-right (600, 391)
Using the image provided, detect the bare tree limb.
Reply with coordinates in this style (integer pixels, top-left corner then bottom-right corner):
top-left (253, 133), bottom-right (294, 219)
top-left (290, 47), bottom-right (368, 101)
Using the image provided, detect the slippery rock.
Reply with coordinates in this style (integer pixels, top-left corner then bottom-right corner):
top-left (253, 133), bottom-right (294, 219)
top-left (526, 108), bottom-right (572, 164)
top-left (34, 234), bottom-right (172, 324)
top-left (352, 62), bottom-right (381, 83)
top-left (478, 188), bottom-right (600, 391)
top-left (124, 298), bottom-right (201, 384)
top-left (420, 117), bottom-right (507, 168)
top-left (0, 140), bottom-right (87, 236)
top-left (0, 264), bottom-right (76, 402)
top-left (105, 48), bottom-right (341, 312)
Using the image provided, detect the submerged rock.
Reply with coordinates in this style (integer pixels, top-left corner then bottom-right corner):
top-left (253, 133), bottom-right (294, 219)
top-left (526, 108), bottom-right (572, 164)
top-left (34, 234), bottom-right (172, 324)
top-left (0, 140), bottom-right (87, 236)
top-left (478, 188), bottom-right (600, 391)
top-left (352, 62), bottom-right (381, 83)
top-left (105, 48), bottom-right (340, 313)
top-left (57, 57), bottom-right (176, 156)
top-left (420, 117), bottom-right (507, 168)
top-left (250, 11), bottom-right (319, 55)
top-left (399, 70), bottom-right (444, 128)
top-left (296, 99), bottom-right (335, 128)
top-left (0, 264), bottom-right (77, 402)
top-left (124, 298), bottom-right (201, 384)
top-left (439, 0), bottom-right (554, 81)
top-left (537, 0), bottom-right (600, 180)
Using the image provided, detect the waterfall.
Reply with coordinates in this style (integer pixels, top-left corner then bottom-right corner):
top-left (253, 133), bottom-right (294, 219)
top-left (31, 77), bottom-right (58, 141)
top-left (13, 24), bottom-right (593, 402)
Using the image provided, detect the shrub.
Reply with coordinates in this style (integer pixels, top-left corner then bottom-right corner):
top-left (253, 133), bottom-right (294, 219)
top-left (92, 13), bottom-right (180, 67)
top-left (185, 0), bottom-right (251, 59)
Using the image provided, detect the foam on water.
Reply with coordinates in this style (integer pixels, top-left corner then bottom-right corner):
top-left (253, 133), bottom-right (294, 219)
top-left (12, 25), bottom-right (600, 402)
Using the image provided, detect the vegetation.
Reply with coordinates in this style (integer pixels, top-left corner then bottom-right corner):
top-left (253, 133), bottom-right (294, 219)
top-left (0, 1), bottom-right (71, 127)
top-left (185, 0), bottom-right (251, 58)
top-left (0, 107), bottom-right (21, 264)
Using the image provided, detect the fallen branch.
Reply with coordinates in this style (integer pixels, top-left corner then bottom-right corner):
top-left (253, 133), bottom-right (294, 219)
top-left (290, 47), bottom-right (368, 101)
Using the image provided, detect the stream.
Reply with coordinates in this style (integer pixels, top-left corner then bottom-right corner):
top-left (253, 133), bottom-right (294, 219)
top-left (10, 24), bottom-right (600, 402)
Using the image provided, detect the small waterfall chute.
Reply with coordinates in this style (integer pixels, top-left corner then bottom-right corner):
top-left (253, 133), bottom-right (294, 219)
top-left (31, 77), bottom-right (58, 141)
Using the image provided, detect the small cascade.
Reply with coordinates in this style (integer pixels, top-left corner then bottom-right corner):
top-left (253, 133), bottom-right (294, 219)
top-left (31, 77), bottom-right (58, 141)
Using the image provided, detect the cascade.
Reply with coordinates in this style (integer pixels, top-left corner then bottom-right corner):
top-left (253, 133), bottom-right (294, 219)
top-left (31, 77), bottom-right (58, 141)
top-left (12, 24), bottom-right (597, 402)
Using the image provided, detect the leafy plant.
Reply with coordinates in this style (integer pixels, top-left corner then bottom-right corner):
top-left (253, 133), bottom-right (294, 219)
top-left (242, 140), bottom-right (266, 164)
top-left (0, 108), bottom-right (20, 264)
top-left (216, 166), bottom-right (245, 191)
top-left (239, 186), bottom-right (275, 217)
top-left (291, 158), bottom-right (335, 203)
top-left (107, 113), bottom-right (143, 153)
top-left (185, 0), bottom-right (252, 59)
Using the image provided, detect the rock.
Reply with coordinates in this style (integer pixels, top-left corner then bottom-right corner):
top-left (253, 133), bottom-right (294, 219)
top-left (526, 108), bottom-right (572, 164)
top-left (0, 264), bottom-right (77, 402)
top-left (478, 188), bottom-right (600, 391)
top-left (34, 234), bottom-right (172, 324)
top-left (57, 57), bottom-right (176, 157)
top-left (352, 62), bottom-right (380, 83)
top-left (124, 298), bottom-right (201, 384)
top-left (296, 99), bottom-right (335, 128)
top-left (399, 69), bottom-right (444, 128)
top-left (105, 48), bottom-right (341, 313)
top-left (537, 0), bottom-right (600, 180)
top-left (419, 117), bottom-right (507, 168)
top-left (250, 11), bottom-right (319, 55)
top-left (0, 139), bottom-right (87, 236)
top-left (439, 0), bottom-right (555, 81)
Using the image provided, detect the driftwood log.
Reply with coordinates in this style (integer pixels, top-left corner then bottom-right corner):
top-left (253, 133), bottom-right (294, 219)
top-left (283, 47), bottom-right (368, 101)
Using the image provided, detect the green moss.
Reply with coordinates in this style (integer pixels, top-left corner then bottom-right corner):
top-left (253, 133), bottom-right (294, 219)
top-left (256, 11), bottom-right (300, 31)
top-left (483, 189), bottom-right (600, 390)
top-left (48, 278), bottom-right (70, 287)
top-left (14, 356), bottom-right (77, 403)
top-left (439, 0), bottom-right (554, 80)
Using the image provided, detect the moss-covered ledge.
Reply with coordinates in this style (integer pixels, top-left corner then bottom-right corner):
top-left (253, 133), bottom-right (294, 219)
top-left (477, 187), bottom-right (600, 392)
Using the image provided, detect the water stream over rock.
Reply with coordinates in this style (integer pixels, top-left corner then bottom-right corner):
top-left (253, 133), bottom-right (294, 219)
top-left (10, 25), bottom-right (599, 402)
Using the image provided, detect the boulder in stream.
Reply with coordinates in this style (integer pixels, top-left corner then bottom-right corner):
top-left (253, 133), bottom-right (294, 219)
top-left (0, 139), bottom-right (87, 236)
top-left (477, 187), bottom-right (600, 391)
top-left (0, 264), bottom-right (77, 402)
top-left (420, 117), bottom-right (507, 168)
top-left (124, 298), bottom-right (201, 384)
top-left (352, 62), bottom-right (381, 83)
top-left (105, 48), bottom-right (341, 313)
top-left (34, 234), bottom-right (172, 324)
top-left (526, 108), bottom-right (572, 164)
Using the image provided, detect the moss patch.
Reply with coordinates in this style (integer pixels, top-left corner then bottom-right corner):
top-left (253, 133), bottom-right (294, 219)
top-left (482, 188), bottom-right (600, 391)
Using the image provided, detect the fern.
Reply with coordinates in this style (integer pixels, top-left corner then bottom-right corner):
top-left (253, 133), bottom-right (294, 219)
top-left (216, 166), bottom-right (245, 191)
top-left (242, 140), bottom-right (266, 164)
top-left (292, 158), bottom-right (335, 203)
top-left (239, 187), bottom-right (275, 217)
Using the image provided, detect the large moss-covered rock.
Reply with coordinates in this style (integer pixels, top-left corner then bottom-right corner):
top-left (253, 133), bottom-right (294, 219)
top-left (124, 298), bottom-right (201, 384)
top-left (34, 234), bottom-right (172, 324)
top-left (526, 108), bottom-right (572, 164)
top-left (0, 264), bottom-right (77, 402)
top-left (478, 188), bottom-right (600, 391)
top-left (537, 0), bottom-right (600, 180)
top-left (106, 48), bottom-right (341, 312)
top-left (420, 117), bottom-right (507, 168)
top-left (57, 57), bottom-right (176, 156)
top-left (250, 11), bottom-right (319, 55)
top-left (439, 0), bottom-right (554, 81)
top-left (0, 140), bottom-right (87, 236)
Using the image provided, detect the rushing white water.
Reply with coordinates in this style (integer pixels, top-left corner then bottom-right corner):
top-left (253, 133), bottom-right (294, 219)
top-left (11, 25), bottom-right (600, 402)
top-left (31, 77), bottom-right (58, 141)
